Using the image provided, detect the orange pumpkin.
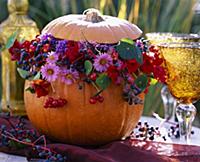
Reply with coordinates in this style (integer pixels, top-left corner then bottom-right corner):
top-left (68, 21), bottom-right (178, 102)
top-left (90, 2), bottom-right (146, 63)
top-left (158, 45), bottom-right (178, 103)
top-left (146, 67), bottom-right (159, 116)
top-left (42, 8), bottom-right (142, 43)
top-left (25, 9), bottom-right (144, 146)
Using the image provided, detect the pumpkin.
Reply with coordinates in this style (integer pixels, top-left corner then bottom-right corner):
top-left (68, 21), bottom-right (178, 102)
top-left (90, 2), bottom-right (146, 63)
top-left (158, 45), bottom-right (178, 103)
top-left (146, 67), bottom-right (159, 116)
top-left (25, 9), bottom-right (144, 146)
top-left (42, 8), bottom-right (142, 43)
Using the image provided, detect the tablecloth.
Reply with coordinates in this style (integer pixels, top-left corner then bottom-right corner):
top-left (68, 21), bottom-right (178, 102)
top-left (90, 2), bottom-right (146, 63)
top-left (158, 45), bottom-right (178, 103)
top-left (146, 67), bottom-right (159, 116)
top-left (1, 114), bottom-right (200, 162)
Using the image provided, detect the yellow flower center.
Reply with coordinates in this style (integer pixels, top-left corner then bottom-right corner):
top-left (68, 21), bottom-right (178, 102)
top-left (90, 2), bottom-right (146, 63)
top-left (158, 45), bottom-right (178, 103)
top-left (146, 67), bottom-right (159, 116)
top-left (47, 69), bottom-right (54, 75)
top-left (66, 74), bottom-right (73, 80)
top-left (99, 59), bottom-right (107, 65)
top-left (49, 55), bottom-right (55, 60)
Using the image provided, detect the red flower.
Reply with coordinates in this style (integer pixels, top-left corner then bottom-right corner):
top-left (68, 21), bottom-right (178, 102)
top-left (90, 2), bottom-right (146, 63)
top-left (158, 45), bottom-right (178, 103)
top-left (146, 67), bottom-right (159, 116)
top-left (21, 40), bottom-right (31, 50)
top-left (9, 40), bottom-right (22, 61)
top-left (65, 41), bottom-right (80, 62)
top-left (153, 66), bottom-right (167, 83)
top-left (140, 52), bottom-right (154, 74)
top-left (126, 59), bottom-right (140, 73)
top-left (31, 79), bottom-right (50, 98)
top-left (107, 65), bottom-right (119, 82)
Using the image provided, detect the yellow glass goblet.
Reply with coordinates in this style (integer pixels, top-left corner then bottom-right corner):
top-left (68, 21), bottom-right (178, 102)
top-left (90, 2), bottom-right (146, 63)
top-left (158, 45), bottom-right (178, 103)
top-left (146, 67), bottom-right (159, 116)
top-left (159, 42), bottom-right (200, 144)
top-left (146, 33), bottom-right (200, 122)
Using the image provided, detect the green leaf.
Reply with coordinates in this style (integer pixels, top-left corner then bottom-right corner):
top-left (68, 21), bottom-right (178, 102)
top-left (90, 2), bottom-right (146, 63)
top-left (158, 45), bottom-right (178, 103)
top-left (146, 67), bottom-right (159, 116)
top-left (115, 40), bottom-right (143, 64)
top-left (134, 74), bottom-right (148, 91)
top-left (5, 30), bottom-right (19, 49)
top-left (25, 86), bottom-right (35, 94)
top-left (96, 74), bottom-right (111, 90)
top-left (17, 68), bottom-right (30, 79)
top-left (0, 46), bottom-right (5, 52)
top-left (33, 72), bottom-right (41, 80)
top-left (84, 60), bottom-right (93, 75)
top-left (121, 38), bottom-right (134, 45)
top-left (9, 140), bottom-right (26, 149)
top-left (150, 78), bottom-right (158, 85)
top-left (28, 72), bottom-right (41, 80)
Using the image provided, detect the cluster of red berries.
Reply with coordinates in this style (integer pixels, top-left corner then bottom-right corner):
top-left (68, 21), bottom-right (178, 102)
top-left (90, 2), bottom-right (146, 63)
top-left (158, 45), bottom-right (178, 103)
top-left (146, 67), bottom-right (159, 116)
top-left (89, 95), bottom-right (104, 104)
top-left (44, 97), bottom-right (67, 108)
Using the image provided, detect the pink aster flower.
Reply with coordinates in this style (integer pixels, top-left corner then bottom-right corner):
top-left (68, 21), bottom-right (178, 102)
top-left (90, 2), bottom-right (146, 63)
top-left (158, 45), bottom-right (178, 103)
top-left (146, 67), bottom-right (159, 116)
top-left (60, 69), bottom-right (79, 85)
top-left (46, 52), bottom-right (59, 64)
top-left (41, 64), bottom-right (60, 82)
top-left (94, 53), bottom-right (112, 72)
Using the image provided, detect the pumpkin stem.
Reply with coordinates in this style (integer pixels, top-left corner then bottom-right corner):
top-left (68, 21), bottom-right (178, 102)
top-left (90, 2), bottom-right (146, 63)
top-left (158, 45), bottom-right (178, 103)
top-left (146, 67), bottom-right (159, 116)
top-left (83, 8), bottom-right (104, 23)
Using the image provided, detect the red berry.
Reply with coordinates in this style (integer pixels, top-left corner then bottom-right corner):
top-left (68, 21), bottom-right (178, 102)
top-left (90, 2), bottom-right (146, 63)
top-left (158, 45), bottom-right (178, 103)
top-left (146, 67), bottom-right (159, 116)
top-left (97, 96), bottom-right (104, 103)
top-left (89, 97), bottom-right (97, 104)
top-left (29, 44), bottom-right (36, 53)
top-left (89, 73), bottom-right (97, 81)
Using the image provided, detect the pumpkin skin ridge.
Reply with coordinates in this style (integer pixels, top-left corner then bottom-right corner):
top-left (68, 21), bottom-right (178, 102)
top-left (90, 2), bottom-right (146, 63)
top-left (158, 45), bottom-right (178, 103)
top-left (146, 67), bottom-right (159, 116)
top-left (41, 13), bottom-right (142, 43)
top-left (107, 23), bottom-right (129, 40)
top-left (25, 80), bottom-right (144, 146)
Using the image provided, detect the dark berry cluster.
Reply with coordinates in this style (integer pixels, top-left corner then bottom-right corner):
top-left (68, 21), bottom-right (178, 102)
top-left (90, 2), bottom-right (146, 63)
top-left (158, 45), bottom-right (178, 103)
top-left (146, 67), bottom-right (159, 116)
top-left (44, 97), bottom-right (67, 108)
top-left (35, 146), bottom-right (67, 162)
top-left (167, 124), bottom-right (194, 139)
top-left (123, 84), bottom-right (143, 105)
top-left (0, 117), bottom-right (38, 147)
top-left (0, 114), bottom-right (68, 162)
top-left (131, 121), bottom-right (166, 141)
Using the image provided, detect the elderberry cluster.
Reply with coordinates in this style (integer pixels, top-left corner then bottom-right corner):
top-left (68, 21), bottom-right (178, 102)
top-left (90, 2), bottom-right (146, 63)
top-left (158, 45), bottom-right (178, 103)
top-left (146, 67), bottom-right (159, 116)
top-left (123, 84), bottom-right (143, 105)
top-left (131, 121), bottom-right (166, 141)
top-left (0, 117), bottom-right (38, 147)
top-left (167, 124), bottom-right (194, 139)
top-left (0, 115), bottom-right (68, 162)
top-left (35, 146), bottom-right (67, 162)
top-left (44, 97), bottom-right (67, 108)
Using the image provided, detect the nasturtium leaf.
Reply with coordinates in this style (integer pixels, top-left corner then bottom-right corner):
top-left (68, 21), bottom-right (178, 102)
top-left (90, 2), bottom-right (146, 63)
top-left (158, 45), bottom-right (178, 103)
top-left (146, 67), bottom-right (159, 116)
top-left (150, 78), bottom-right (158, 85)
top-left (96, 74), bottom-right (111, 90)
top-left (115, 39), bottom-right (143, 64)
top-left (28, 71), bottom-right (41, 81)
top-left (25, 86), bottom-right (35, 93)
top-left (17, 68), bottom-right (30, 79)
top-left (5, 30), bottom-right (19, 49)
top-left (134, 74), bottom-right (148, 91)
top-left (84, 60), bottom-right (93, 75)
top-left (121, 38), bottom-right (134, 45)
top-left (33, 72), bottom-right (41, 80)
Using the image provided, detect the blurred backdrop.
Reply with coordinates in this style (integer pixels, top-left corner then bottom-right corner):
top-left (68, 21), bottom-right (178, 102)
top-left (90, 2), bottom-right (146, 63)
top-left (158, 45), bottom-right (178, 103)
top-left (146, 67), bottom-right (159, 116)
top-left (0, 0), bottom-right (200, 126)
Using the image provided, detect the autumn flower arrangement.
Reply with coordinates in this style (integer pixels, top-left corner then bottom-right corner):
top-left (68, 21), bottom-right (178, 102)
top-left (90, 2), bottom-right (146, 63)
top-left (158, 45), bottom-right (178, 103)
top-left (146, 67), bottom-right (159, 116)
top-left (9, 33), bottom-right (166, 108)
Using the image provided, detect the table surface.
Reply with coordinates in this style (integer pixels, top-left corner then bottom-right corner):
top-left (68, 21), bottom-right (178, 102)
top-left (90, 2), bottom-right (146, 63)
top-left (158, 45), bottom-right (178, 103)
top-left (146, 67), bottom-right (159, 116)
top-left (0, 116), bottom-right (200, 162)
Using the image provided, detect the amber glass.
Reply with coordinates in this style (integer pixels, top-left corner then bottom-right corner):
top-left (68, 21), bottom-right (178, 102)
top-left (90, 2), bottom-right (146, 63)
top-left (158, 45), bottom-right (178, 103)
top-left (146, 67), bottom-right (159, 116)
top-left (159, 42), bottom-right (200, 103)
top-left (146, 32), bottom-right (200, 44)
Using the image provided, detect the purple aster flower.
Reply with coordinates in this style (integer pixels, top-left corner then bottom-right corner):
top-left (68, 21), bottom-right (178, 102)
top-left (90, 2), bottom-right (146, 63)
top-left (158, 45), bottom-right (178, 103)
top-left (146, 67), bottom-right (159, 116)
top-left (60, 69), bottom-right (79, 85)
top-left (46, 52), bottom-right (59, 64)
top-left (39, 33), bottom-right (53, 41)
top-left (56, 40), bottom-right (67, 54)
top-left (41, 64), bottom-right (60, 82)
top-left (94, 53), bottom-right (112, 72)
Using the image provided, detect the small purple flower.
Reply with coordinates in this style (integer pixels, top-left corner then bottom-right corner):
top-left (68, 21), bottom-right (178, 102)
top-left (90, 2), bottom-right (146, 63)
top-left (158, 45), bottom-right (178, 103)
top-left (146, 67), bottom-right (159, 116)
top-left (41, 64), bottom-right (60, 82)
top-left (94, 53), bottom-right (112, 72)
top-left (60, 69), bottom-right (79, 85)
top-left (56, 40), bottom-right (67, 54)
top-left (39, 33), bottom-right (53, 41)
top-left (46, 52), bottom-right (59, 64)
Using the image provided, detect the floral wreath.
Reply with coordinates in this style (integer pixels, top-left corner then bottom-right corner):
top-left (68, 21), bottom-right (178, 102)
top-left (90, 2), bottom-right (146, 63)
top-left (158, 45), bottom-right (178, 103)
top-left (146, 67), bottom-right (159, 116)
top-left (9, 33), bottom-right (166, 108)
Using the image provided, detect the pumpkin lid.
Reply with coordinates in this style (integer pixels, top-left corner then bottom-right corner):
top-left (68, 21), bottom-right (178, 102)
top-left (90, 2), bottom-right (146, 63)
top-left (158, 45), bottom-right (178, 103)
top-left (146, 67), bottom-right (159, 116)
top-left (42, 8), bottom-right (142, 43)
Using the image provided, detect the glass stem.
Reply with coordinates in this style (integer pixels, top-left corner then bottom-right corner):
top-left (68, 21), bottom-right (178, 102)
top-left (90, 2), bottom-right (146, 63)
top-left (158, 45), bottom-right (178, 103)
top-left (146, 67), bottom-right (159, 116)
top-left (161, 85), bottom-right (177, 121)
top-left (175, 103), bottom-right (196, 144)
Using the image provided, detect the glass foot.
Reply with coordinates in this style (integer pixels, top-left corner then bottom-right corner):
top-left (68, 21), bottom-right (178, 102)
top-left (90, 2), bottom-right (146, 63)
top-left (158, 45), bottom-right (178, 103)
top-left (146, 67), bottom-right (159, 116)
top-left (176, 103), bottom-right (196, 144)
